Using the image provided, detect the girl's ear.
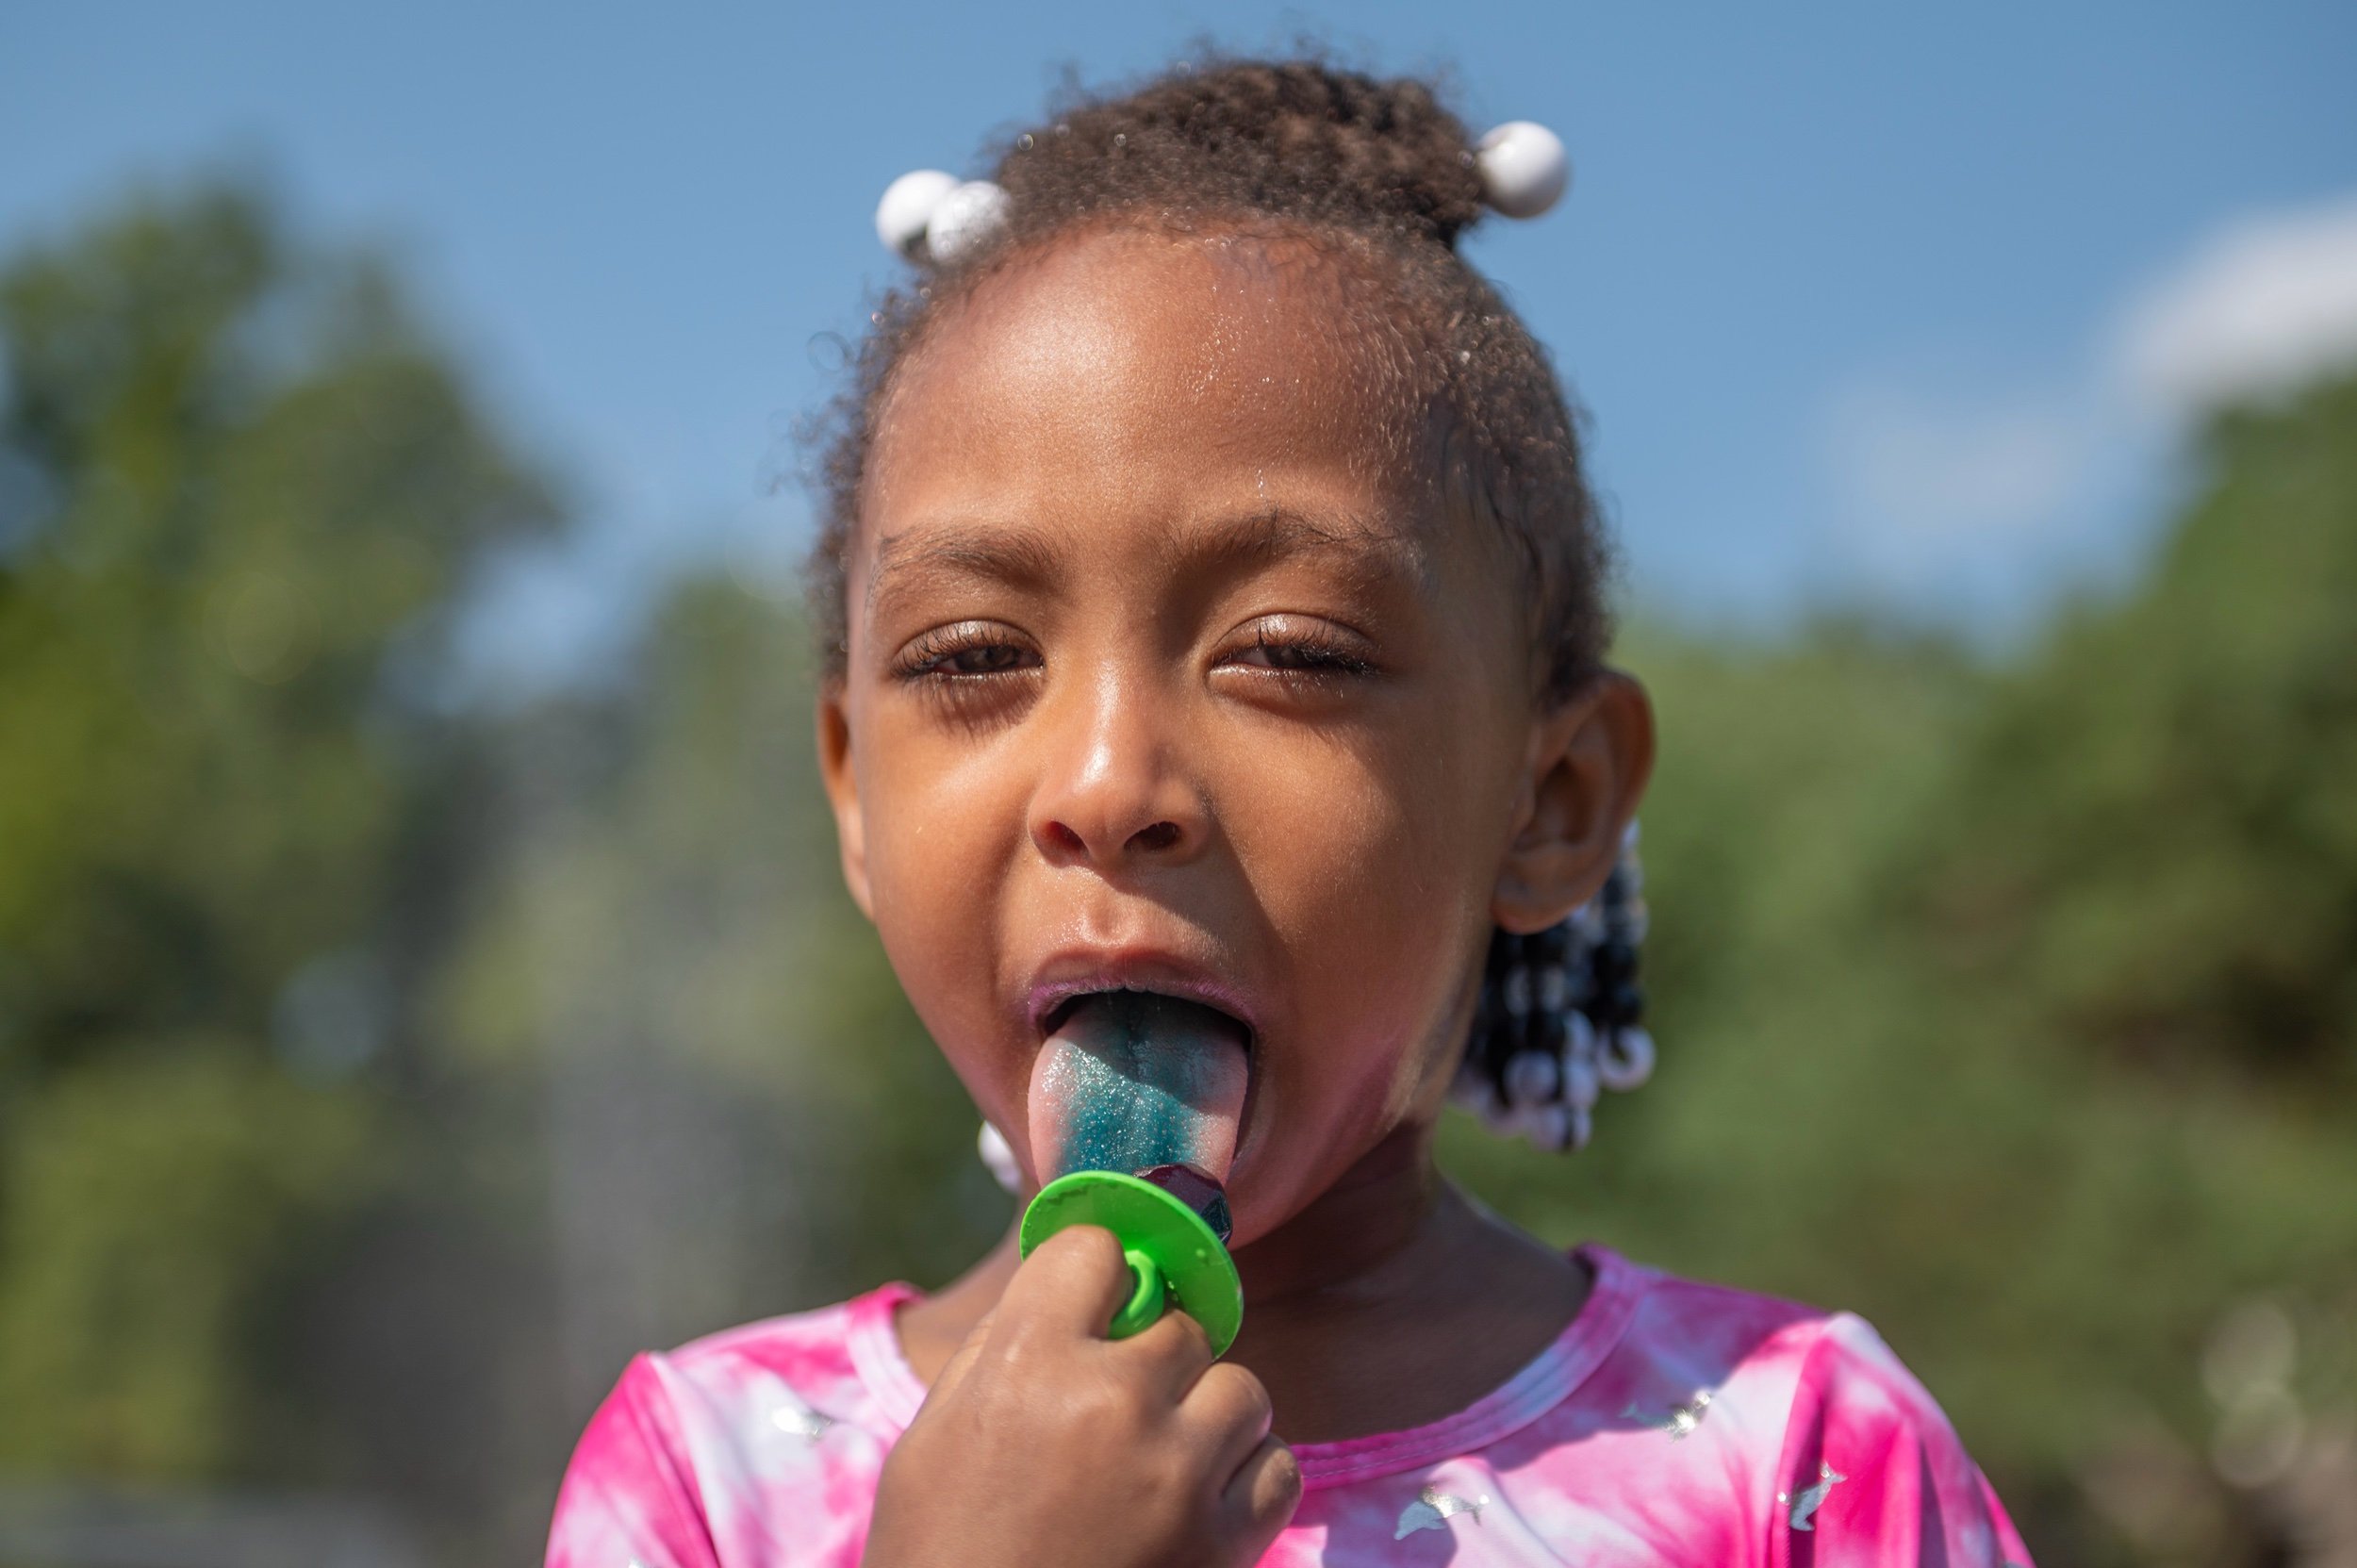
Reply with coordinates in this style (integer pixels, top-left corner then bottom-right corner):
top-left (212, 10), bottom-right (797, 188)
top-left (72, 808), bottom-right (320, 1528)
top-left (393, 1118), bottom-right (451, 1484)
top-left (816, 688), bottom-right (876, 920)
top-left (1492, 670), bottom-right (1656, 933)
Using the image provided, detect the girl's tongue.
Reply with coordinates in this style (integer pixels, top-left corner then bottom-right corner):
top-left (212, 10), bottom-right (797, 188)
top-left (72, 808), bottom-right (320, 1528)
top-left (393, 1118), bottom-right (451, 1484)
top-left (1028, 991), bottom-right (1248, 1185)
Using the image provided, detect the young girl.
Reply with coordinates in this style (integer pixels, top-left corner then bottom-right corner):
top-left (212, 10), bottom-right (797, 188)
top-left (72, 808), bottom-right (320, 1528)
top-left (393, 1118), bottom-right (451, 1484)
top-left (547, 58), bottom-right (2036, 1568)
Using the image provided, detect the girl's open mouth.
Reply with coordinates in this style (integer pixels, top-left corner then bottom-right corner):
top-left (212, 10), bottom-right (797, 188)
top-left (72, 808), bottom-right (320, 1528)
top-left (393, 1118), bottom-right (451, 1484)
top-left (1028, 989), bottom-right (1253, 1187)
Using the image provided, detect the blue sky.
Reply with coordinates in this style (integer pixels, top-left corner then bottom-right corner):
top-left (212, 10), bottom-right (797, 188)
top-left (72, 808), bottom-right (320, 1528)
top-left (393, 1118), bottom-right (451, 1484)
top-left (7, 1), bottom-right (2354, 685)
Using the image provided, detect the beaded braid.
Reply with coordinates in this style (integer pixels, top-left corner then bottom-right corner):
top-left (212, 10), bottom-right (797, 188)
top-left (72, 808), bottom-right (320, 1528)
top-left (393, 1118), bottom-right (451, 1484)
top-left (1453, 825), bottom-right (1653, 1152)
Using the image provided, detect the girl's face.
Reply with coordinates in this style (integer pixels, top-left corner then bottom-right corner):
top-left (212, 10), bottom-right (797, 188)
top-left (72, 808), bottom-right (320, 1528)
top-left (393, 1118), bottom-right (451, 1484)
top-left (821, 227), bottom-right (1642, 1245)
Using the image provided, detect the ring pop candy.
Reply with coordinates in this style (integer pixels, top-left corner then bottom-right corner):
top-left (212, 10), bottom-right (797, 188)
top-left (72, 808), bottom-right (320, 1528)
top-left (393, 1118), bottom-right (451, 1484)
top-left (1020, 991), bottom-right (1247, 1355)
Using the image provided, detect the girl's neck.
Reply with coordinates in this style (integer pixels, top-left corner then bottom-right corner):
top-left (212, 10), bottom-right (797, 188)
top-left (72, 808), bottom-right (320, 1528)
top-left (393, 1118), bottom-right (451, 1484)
top-left (898, 1127), bottom-right (1591, 1444)
top-left (1230, 1122), bottom-right (1442, 1303)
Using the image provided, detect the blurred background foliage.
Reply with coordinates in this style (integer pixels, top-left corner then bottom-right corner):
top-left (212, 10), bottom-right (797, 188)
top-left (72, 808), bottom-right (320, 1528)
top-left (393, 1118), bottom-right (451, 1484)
top-left (2, 187), bottom-right (2352, 1567)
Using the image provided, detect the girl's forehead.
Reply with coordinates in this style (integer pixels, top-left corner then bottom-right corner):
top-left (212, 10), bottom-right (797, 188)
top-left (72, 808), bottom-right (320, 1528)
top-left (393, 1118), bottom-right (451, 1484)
top-left (844, 224), bottom-right (1526, 697)
top-left (864, 226), bottom-right (1426, 531)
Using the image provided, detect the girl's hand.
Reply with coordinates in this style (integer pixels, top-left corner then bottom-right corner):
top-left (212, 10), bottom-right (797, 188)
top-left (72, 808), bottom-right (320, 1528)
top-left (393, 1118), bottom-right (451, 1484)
top-left (862, 1226), bottom-right (1300, 1568)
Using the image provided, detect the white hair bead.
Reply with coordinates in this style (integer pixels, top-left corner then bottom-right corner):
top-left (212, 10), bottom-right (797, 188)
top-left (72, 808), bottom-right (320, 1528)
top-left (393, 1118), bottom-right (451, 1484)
top-left (875, 170), bottom-right (961, 258)
top-left (976, 1120), bottom-right (1023, 1194)
top-left (1475, 121), bottom-right (1571, 220)
top-left (1596, 1026), bottom-right (1656, 1093)
top-left (924, 179), bottom-right (1012, 266)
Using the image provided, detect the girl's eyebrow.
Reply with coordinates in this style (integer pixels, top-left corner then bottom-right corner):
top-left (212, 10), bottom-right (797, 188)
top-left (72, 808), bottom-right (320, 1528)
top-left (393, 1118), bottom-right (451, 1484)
top-left (1184, 505), bottom-right (1423, 586)
top-left (866, 520), bottom-right (1063, 618)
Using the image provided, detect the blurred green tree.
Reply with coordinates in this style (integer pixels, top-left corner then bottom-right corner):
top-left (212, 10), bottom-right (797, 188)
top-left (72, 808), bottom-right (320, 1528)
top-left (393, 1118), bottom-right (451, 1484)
top-left (0, 185), bottom-right (559, 1481)
top-left (1933, 377), bottom-right (2357, 1083)
top-left (1902, 377), bottom-right (2357, 1561)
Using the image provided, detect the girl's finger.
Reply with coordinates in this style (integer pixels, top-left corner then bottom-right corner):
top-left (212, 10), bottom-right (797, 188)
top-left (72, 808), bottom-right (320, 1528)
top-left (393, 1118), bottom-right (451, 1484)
top-left (1221, 1434), bottom-right (1303, 1554)
top-left (1176, 1360), bottom-right (1275, 1479)
top-left (1116, 1293), bottom-right (1215, 1396)
top-left (996, 1224), bottom-right (1138, 1343)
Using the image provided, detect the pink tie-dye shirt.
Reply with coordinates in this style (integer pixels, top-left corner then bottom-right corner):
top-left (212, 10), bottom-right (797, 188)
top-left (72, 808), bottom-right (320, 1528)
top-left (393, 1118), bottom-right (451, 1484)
top-left (546, 1244), bottom-right (2035, 1566)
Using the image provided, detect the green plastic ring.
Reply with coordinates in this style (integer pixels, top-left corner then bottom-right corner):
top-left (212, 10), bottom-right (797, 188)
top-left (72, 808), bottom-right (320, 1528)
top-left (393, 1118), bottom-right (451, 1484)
top-left (1019, 1170), bottom-right (1244, 1357)
top-left (1112, 1249), bottom-right (1165, 1338)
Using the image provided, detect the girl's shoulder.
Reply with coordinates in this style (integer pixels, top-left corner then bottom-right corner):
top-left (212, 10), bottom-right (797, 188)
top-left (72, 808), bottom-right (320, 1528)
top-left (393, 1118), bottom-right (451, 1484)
top-left (545, 1282), bottom-right (921, 1568)
top-left (1282, 1246), bottom-right (2035, 1564)
top-left (650, 1278), bottom-right (931, 1434)
top-left (1589, 1241), bottom-right (1990, 1474)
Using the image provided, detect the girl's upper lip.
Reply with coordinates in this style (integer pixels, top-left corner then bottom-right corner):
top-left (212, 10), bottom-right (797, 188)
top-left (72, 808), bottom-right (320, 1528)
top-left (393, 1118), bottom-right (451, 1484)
top-left (1024, 950), bottom-right (1261, 1040)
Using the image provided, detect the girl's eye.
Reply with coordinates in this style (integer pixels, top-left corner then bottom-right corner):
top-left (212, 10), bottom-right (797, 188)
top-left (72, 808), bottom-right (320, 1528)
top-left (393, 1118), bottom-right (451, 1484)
top-left (935, 642), bottom-right (1031, 676)
top-left (893, 622), bottom-right (1041, 682)
top-left (1218, 619), bottom-right (1378, 678)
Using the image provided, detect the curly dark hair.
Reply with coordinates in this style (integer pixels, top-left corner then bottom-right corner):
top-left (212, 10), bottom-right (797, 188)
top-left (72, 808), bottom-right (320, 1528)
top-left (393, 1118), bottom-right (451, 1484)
top-left (808, 57), bottom-right (1613, 701)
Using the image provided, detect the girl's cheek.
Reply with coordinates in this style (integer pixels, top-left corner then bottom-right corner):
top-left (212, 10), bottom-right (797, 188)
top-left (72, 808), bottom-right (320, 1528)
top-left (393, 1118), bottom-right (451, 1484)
top-left (1240, 745), bottom-right (1460, 942)
top-left (1244, 727), bottom-right (1494, 1083)
top-left (857, 746), bottom-right (1017, 1049)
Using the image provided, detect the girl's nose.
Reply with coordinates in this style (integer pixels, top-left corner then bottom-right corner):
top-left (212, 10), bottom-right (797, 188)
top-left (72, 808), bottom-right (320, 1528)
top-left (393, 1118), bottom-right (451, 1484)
top-left (1029, 674), bottom-right (1205, 870)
